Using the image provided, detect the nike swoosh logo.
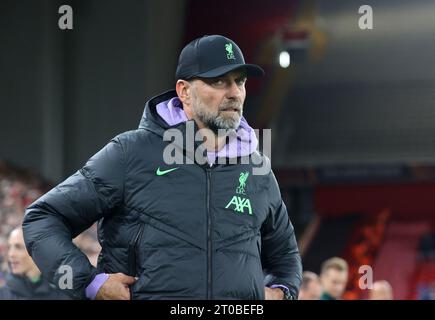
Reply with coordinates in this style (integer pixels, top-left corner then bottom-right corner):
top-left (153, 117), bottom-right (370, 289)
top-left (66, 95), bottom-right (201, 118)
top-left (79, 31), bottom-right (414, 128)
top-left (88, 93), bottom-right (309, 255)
top-left (156, 167), bottom-right (179, 176)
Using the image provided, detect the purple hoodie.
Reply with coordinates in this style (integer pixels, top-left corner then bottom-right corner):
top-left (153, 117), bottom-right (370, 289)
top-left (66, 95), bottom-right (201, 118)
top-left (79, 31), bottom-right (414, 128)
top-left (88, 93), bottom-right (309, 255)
top-left (156, 97), bottom-right (259, 164)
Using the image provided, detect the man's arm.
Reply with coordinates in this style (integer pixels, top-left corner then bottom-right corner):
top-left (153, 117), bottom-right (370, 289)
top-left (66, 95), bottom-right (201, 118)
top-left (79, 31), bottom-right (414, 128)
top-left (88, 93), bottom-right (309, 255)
top-left (22, 137), bottom-right (126, 300)
top-left (261, 172), bottom-right (303, 300)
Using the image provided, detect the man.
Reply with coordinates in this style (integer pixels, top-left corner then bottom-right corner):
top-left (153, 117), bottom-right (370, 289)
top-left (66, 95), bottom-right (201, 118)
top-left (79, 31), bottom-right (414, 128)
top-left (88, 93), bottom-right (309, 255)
top-left (298, 271), bottom-right (322, 300)
top-left (23, 35), bottom-right (302, 300)
top-left (369, 280), bottom-right (393, 300)
top-left (319, 257), bottom-right (349, 300)
top-left (0, 227), bottom-right (69, 299)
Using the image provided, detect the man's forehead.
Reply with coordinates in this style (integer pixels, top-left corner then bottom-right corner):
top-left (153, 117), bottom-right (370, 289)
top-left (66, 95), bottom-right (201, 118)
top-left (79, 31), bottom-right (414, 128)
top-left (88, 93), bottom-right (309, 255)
top-left (9, 228), bottom-right (23, 240)
top-left (213, 69), bottom-right (247, 79)
top-left (324, 268), bottom-right (346, 276)
top-left (188, 68), bottom-right (247, 85)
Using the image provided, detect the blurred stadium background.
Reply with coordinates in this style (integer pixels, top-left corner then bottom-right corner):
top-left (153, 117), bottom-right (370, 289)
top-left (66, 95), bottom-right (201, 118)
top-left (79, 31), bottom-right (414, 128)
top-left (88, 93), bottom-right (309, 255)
top-left (1, 0), bottom-right (434, 299)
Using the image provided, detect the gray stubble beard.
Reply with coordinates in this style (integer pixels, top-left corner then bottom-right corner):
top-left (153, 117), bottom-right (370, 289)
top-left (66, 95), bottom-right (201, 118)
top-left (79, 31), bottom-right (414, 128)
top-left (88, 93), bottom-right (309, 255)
top-left (191, 88), bottom-right (243, 135)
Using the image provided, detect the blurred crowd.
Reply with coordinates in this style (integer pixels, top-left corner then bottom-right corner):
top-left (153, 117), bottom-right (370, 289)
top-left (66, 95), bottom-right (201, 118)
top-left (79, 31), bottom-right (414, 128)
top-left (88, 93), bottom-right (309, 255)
top-left (0, 161), bottom-right (100, 296)
top-left (0, 161), bottom-right (49, 286)
top-left (298, 257), bottom-right (393, 300)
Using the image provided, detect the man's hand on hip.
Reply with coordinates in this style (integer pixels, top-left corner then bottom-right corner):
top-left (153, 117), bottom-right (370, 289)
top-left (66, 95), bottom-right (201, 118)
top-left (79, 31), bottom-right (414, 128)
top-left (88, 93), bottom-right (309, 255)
top-left (95, 273), bottom-right (136, 300)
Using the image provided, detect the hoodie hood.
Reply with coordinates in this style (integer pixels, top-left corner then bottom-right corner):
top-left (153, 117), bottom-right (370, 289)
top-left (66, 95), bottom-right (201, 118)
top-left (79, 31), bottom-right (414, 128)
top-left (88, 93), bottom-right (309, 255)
top-left (139, 90), bottom-right (258, 164)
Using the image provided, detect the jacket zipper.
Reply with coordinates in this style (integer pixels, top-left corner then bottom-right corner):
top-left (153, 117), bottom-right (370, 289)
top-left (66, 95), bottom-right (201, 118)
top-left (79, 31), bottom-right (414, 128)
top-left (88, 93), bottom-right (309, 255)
top-left (206, 167), bottom-right (212, 299)
top-left (131, 224), bottom-right (145, 277)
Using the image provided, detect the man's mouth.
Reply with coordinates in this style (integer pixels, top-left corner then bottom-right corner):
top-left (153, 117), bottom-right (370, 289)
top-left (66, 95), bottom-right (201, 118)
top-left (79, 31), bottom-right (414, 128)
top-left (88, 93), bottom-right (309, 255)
top-left (221, 107), bottom-right (241, 113)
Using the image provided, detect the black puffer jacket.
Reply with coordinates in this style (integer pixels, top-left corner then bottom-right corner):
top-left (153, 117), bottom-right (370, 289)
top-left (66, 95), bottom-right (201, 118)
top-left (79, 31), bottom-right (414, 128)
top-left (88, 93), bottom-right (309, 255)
top-left (23, 90), bottom-right (302, 300)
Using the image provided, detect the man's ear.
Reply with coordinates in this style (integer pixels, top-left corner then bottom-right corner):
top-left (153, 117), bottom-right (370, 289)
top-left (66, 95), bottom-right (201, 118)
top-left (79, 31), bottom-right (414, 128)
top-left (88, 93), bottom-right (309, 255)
top-left (176, 80), bottom-right (192, 105)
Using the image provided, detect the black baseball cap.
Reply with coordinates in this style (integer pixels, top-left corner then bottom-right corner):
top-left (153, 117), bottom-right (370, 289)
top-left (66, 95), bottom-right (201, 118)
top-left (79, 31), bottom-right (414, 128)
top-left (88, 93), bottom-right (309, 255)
top-left (175, 35), bottom-right (265, 80)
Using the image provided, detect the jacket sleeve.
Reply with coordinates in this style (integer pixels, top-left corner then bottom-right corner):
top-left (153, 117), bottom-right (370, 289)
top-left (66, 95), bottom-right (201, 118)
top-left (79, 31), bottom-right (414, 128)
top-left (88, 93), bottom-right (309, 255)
top-left (22, 136), bottom-right (125, 300)
top-left (261, 171), bottom-right (302, 299)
